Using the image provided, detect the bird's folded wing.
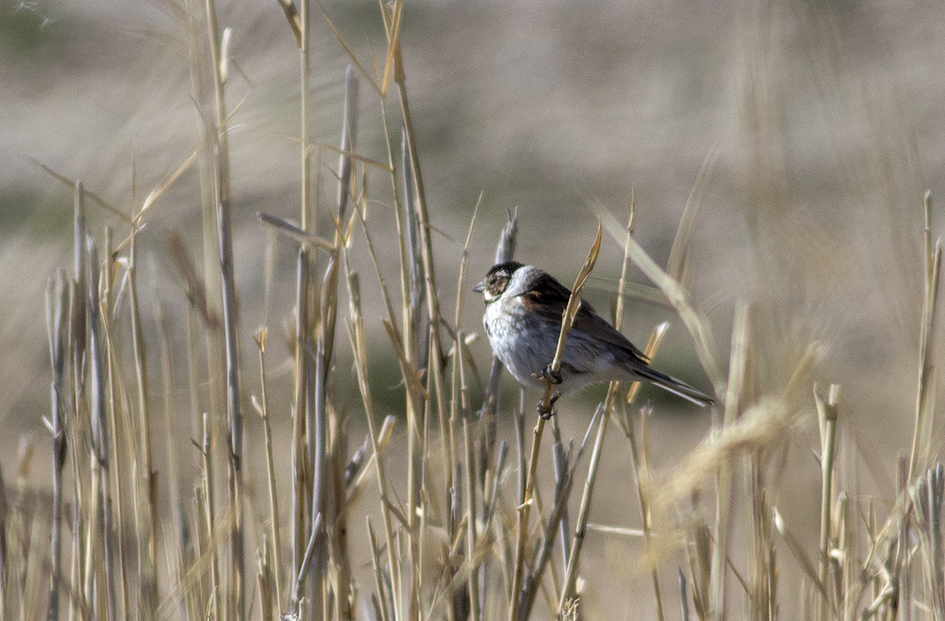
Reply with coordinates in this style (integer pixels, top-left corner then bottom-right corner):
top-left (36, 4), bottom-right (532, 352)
top-left (519, 273), bottom-right (649, 362)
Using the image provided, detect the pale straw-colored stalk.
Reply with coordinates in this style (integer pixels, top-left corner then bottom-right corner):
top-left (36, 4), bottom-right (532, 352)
top-left (509, 225), bottom-right (602, 621)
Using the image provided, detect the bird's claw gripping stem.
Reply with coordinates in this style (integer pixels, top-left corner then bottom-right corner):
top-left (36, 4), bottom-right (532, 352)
top-left (537, 391), bottom-right (560, 419)
top-left (539, 365), bottom-right (562, 386)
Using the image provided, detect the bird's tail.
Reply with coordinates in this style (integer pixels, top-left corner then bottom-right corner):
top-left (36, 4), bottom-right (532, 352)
top-left (637, 367), bottom-right (715, 407)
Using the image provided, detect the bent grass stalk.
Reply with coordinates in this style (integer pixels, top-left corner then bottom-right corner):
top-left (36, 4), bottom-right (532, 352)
top-left (559, 206), bottom-right (639, 615)
top-left (509, 224), bottom-right (602, 621)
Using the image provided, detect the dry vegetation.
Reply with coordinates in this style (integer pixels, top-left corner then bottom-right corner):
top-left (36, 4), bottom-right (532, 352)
top-left (5, 1), bottom-right (945, 620)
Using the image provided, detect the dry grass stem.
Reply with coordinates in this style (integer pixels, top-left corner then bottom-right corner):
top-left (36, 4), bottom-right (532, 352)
top-left (908, 192), bottom-right (942, 483)
top-left (510, 225), bottom-right (602, 621)
top-left (597, 208), bottom-right (724, 396)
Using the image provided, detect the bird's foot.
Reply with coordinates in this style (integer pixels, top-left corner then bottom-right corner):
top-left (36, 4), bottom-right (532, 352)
top-left (537, 391), bottom-right (560, 419)
top-left (538, 365), bottom-right (563, 386)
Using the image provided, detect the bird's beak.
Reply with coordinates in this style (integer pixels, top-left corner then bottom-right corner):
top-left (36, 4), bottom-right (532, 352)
top-left (473, 281), bottom-right (485, 293)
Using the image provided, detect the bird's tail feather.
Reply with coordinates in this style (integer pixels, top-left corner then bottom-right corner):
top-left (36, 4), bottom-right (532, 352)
top-left (638, 367), bottom-right (714, 407)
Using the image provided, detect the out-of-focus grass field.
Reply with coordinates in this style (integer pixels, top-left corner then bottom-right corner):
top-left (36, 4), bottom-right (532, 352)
top-left (4, 0), bottom-right (945, 618)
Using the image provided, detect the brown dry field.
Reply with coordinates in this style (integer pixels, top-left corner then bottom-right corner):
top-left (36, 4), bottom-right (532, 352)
top-left (4, 0), bottom-right (945, 617)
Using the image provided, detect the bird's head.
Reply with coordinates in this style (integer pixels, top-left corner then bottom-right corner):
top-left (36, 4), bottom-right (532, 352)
top-left (473, 261), bottom-right (524, 303)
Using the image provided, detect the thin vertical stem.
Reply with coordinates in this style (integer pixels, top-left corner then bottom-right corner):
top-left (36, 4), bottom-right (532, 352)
top-left (155, 299), bottom-right (185, 621)
top-left (291, 251), bottom-right (310, 596)
top-left (201, 0), bottom-right (243, 613)
top-left (70, 179), bottom-right (88, 621)
top-left (558, 208), bottom-right (639, 614)
top-left (202, 412), bottom-right (221, 621)
top-left (557, 387), bottom-right (615, 613)
top-left (100, 229), bottom-right (130, 621)
top-left (47, 271), bottom-right (68, 621)
top-left (510, 227), bottom-right (602, 621)
top-left (257, 540), bottom-right (274, 621)
top-left (510, 415), bottom-right (547, 621)
top-left (253, 330), bottom-right (284, 607)
top-left (128, 222), bottom-right (156, 621)
top-left (293, 0), bottom-right (314, 606)
top-left (87, 237), bottom-right (117, 621)
top-left (345, 265), bottom-right (401, 620)
top-left (398, 128), bottom-right (423, 621)
top-left (459, 335), bottom-right (480, 621)
top-left (908, 192), bottom-right (941, 483)
top-left (709, 301), bottom-right (750, 621)
top-left (816, 384), bottom-right (840, 621)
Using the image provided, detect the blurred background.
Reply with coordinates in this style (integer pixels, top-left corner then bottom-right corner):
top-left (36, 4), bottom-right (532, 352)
top-left (4, 0), bottom-right (945, 616)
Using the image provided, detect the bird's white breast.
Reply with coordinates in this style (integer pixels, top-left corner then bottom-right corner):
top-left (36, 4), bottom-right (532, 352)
top-left (482, 294), bottom-right (558, 389)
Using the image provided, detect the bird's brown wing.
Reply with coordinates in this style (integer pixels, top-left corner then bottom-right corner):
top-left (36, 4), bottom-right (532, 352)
top-left (571, 304), bottom-right (649, 361)
top-left (518, 271), bottom-right (573, 314)
top-left (519, 272), bottom-right (649, 362)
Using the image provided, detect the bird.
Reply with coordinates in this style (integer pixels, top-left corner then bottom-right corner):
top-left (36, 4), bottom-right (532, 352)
top-left (474, 261), bottom-right (714, 410)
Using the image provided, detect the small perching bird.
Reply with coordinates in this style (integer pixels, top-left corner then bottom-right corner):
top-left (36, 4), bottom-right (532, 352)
top-left (474, 261), bottom-right (714, 407)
